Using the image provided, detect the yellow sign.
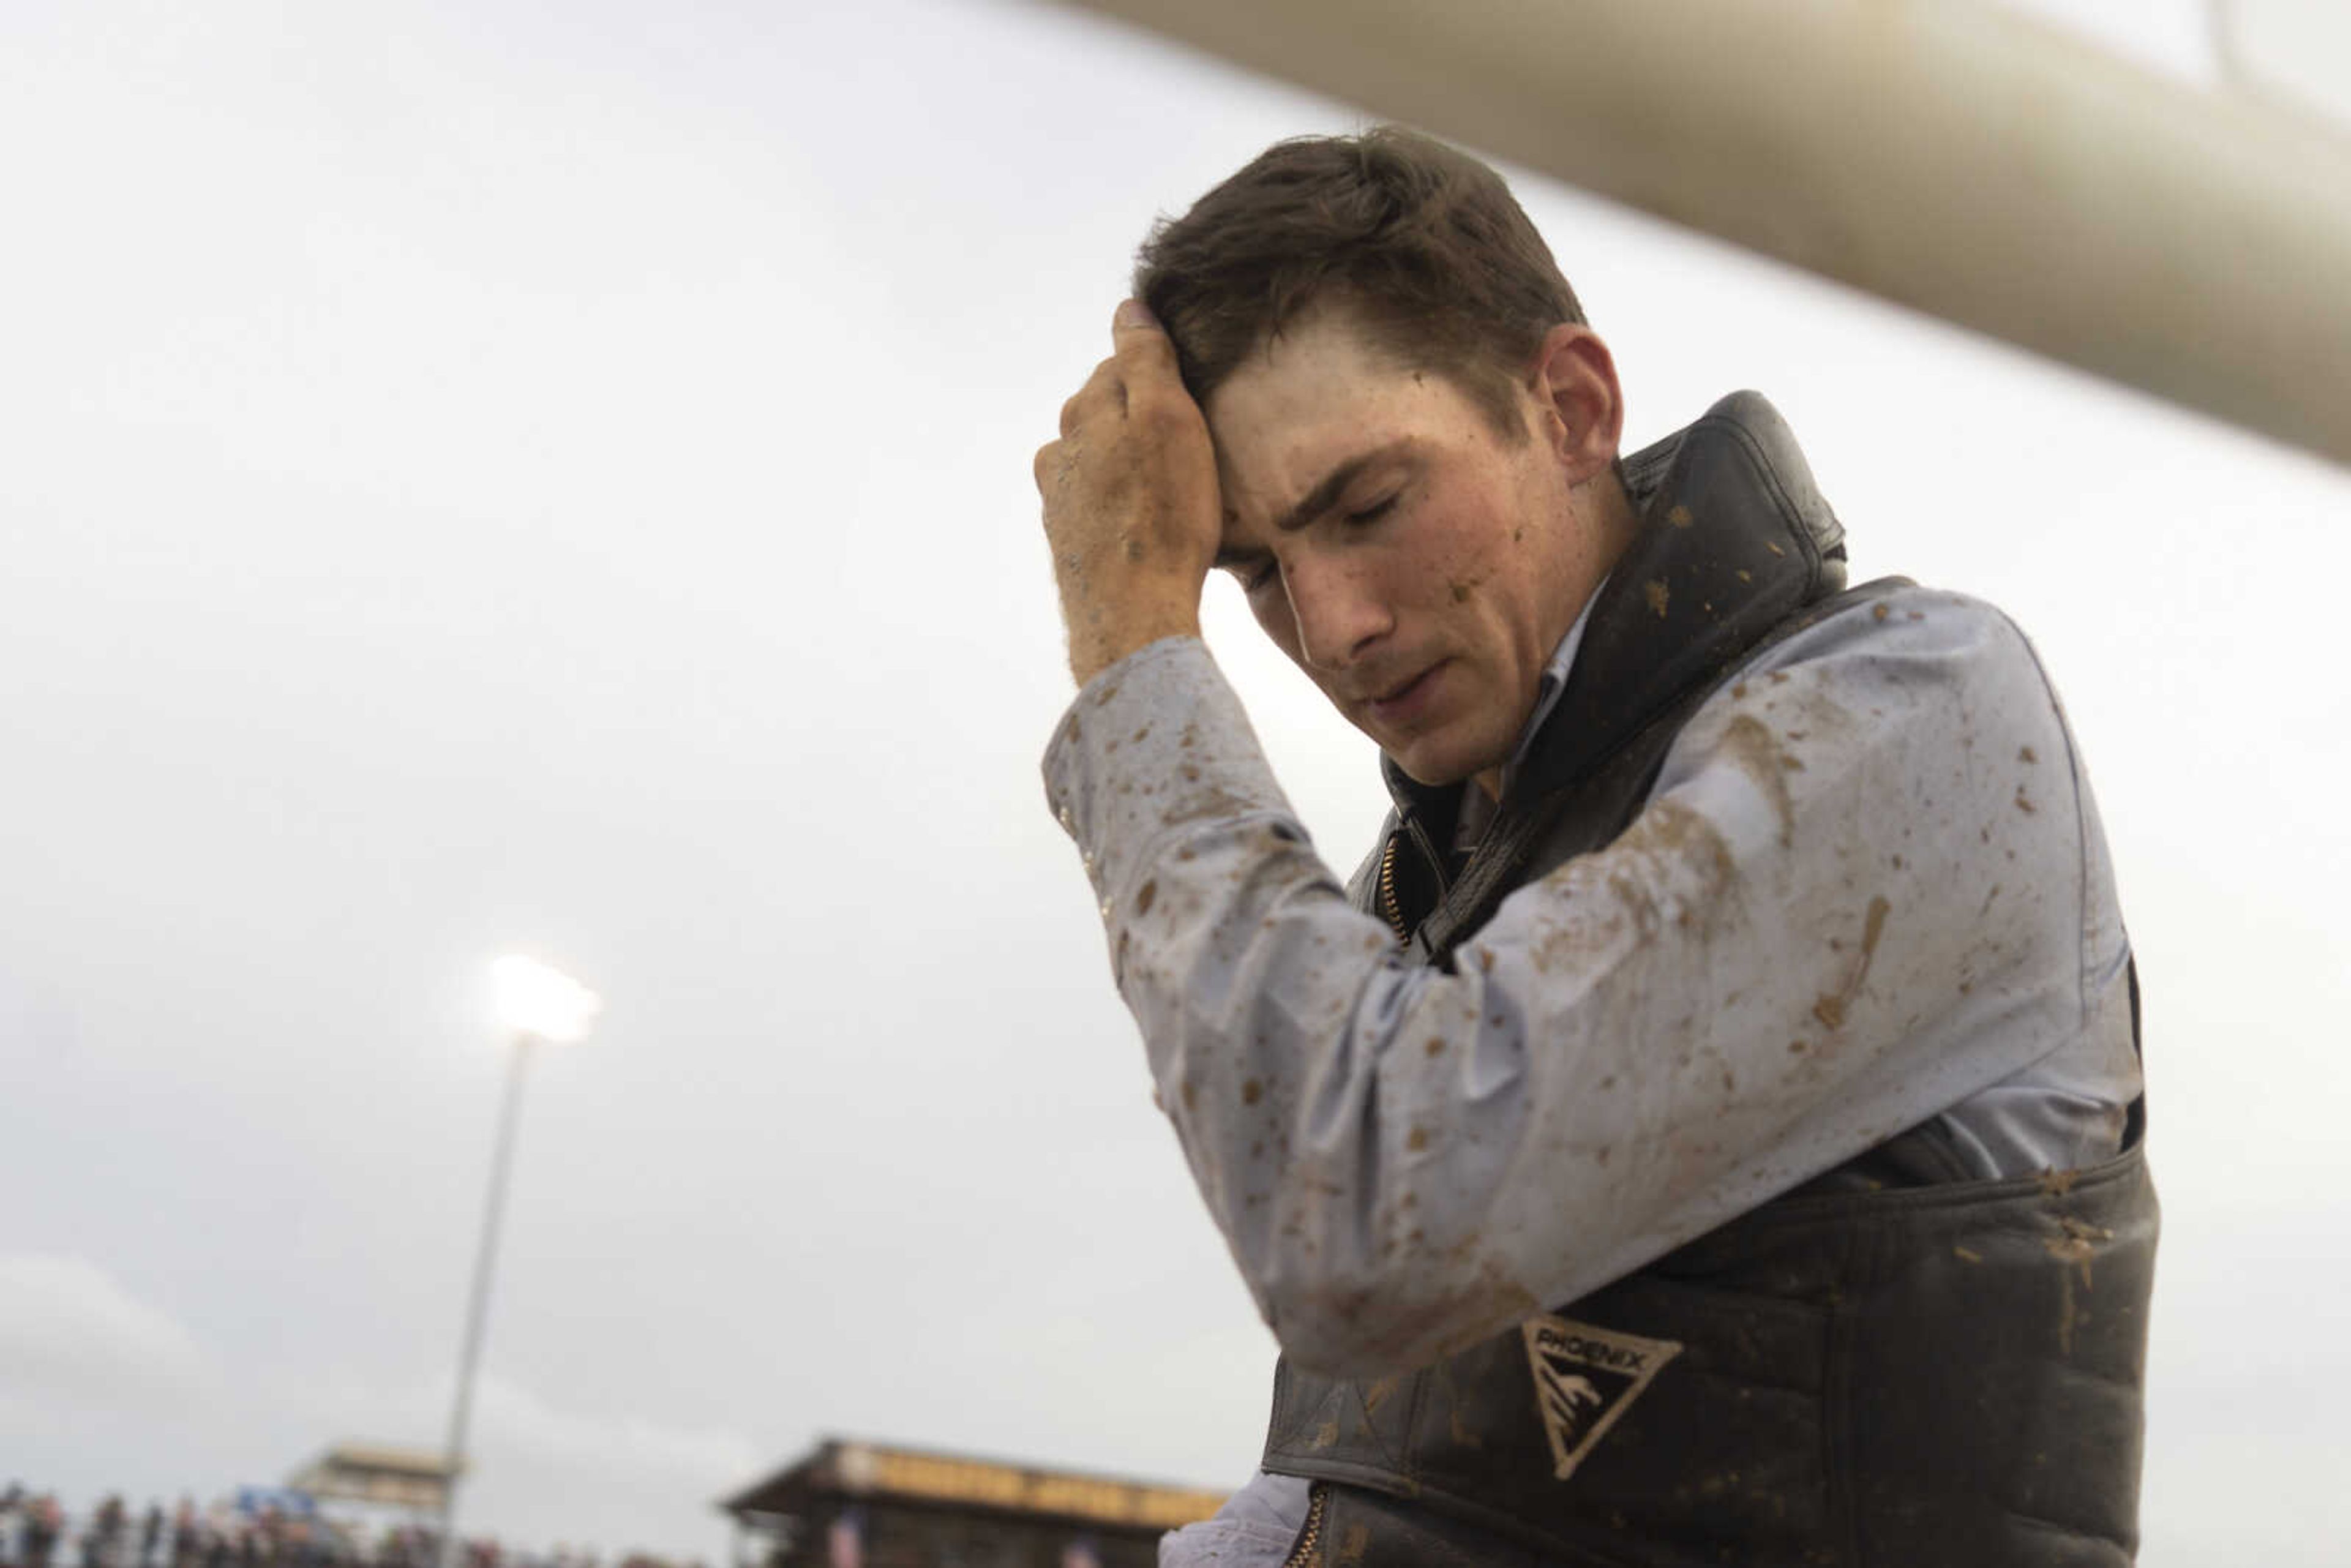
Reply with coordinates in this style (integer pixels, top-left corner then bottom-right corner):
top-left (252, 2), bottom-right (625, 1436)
top-left (844, 1447), bottom-right (1223, 1530)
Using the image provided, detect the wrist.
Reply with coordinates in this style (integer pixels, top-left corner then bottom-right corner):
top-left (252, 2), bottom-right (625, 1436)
top-left (1067, 602), bottom-right (1202, 687)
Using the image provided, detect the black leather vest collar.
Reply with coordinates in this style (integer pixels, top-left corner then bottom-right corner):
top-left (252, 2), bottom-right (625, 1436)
top-left (1384, 389), bottom-right (1845, 822)
top-left (1369, 391), bottom-right (1854, 962)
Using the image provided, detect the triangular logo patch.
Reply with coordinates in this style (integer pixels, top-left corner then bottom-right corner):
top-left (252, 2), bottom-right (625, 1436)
top-left (1521, 1315), bottom-right (1682, 1480)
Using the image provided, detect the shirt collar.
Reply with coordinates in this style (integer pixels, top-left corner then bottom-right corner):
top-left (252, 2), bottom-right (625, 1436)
top-left (1454, 575), bottom-right (1609, 849)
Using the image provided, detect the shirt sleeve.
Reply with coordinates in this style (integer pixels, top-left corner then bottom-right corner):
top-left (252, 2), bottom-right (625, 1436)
top-left (1042, 591), bottom-right (2116, 1379)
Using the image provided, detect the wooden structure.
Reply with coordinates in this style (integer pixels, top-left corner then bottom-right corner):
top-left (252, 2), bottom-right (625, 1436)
top-left (285, 1443), bottom-right (457, 1515)
top-left (719, 1439), bottom-right (1226, 1568)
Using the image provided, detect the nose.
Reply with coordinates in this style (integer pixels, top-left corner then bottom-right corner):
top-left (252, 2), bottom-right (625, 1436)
top-left (1283, 552), bottom-right (1392, 673)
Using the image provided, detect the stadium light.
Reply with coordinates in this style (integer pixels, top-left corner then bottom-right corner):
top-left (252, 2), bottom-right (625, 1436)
top-left (492, 953), bottom-right (604, 1044)
top-left (438, 955), bottom-right (602, 1568)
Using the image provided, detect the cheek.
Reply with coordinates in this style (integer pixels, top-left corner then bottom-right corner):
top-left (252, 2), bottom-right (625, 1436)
top-left (1417, 516), bottom-right (1502, 604)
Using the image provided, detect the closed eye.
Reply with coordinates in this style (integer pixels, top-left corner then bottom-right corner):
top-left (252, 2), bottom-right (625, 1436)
top-left (1344, 494), bottom-right (1399, 526)
top-left (1221, 555), bottom-right (1279, 594)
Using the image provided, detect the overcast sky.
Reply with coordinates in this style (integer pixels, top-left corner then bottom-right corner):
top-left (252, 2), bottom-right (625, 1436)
top-left (4, 1), bottom-right (2347, 1564)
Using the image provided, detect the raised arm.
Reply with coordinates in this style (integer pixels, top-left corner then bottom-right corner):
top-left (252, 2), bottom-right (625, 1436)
top-left (1042, 591), bottom-right (2107, 1378)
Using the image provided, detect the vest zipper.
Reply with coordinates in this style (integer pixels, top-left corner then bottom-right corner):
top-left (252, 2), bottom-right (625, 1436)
top-left (1376, 835), bottom-right (1409, 943)
top-left (1280, 1482), bottom-right (1329, 1568)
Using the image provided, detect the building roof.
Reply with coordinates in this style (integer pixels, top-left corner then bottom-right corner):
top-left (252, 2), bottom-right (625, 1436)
top-left (719, 1439), bottom-right (1225, 1535)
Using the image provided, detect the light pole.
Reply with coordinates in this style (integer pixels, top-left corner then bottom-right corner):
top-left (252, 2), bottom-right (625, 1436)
top-left (437, 955), bottom-right (602, 1568)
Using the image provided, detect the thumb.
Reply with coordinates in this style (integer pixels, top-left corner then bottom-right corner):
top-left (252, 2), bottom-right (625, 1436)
top-left (1111, 297), bottom-right (1182, 383)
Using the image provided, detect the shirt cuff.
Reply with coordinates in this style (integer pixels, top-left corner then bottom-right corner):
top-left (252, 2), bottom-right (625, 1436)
top-left (1040, 636), bottom-right (1300, 914)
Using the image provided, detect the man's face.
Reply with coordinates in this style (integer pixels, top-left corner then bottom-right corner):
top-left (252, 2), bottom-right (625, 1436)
top-left (1204, 308), bottom-right (1619, 790)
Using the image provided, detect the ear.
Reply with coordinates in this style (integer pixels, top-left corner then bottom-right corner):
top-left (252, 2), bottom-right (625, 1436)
top-left (1525, 323), bottom-right (1624, 485)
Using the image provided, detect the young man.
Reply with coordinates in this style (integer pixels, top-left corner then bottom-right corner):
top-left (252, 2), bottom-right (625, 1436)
top-left (1035, 130), bottom-right (2153, 1567)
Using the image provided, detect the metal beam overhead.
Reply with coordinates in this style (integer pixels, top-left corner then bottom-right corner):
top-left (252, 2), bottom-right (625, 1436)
top-left (1063, 0), bottom-right (2351, 468)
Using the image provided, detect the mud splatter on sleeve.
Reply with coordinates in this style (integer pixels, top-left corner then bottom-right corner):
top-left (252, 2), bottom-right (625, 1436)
top-left (1040, 593), bottom-right (2135, 1379)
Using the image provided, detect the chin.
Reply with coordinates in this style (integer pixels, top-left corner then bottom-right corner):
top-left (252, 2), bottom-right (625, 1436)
top-left (1357, 700), bottom-right (1513, 787)
top-left (1384, 736), bottom-right (1500, 790)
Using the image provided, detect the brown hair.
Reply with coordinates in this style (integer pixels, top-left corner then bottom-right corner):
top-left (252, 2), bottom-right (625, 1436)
top-left (1133, 126), bottom-right (1590, 437)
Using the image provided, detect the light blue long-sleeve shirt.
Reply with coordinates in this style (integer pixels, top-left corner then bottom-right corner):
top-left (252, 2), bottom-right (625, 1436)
top-left (1042, 586), bottom-right (2138, 1567)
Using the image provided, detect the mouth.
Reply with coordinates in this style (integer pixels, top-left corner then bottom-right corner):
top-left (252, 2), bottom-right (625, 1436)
top-left (1364, 661), bottom-right (1447, 725)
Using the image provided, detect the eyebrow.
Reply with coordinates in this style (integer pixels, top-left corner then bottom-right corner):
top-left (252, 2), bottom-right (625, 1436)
top-left (1213, 440), bottom-right (1416, 568)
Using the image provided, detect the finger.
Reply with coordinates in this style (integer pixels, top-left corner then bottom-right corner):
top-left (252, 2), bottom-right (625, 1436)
top-left (1059, 355), bottom-right (1128, 436)
top-left (1033, 438), bottom-right (1068, 497)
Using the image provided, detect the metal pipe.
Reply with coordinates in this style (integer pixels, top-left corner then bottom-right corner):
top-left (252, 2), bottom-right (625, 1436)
top-left (437, 1033), bottom-right (536, 1568)
top-left (1059, 0), bottom-right (2351, 468)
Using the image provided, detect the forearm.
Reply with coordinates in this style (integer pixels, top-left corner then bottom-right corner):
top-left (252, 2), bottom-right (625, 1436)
top-left (1043, 638), bottom-right (1535, 1369)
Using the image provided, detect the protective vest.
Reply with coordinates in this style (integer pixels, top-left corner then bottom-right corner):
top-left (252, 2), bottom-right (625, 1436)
top-left (1259, 393), bottom-right (2156, 1568)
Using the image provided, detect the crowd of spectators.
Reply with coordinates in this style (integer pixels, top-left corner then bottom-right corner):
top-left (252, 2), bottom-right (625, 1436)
top-left (0, 1487), bottom-right (690, 1568)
